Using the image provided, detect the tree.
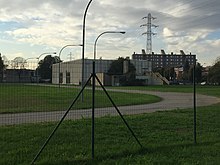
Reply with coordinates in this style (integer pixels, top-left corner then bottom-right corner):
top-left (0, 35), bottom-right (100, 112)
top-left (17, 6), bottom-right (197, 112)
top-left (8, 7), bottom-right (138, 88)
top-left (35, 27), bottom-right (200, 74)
top-left (183, 59), bottom-right (190, 81)
top-left (11, 57), bottom-right (26, 69)
top-left (165, 67), bottom-right (176, 81)
top-left (37, 55), bottom-right (61, 82)
top-left (0, 53), bottom-right (5, 82)
top-left (108, 57), bottom-right (136, 75)
top-left (107, 57), bottom-right (137, 85)
top-left (195, 63), bottom-right (202, 83)
top-left (208, 57), bottom-right (220, 84)
top-left (189, 62), bottom-right (203, 83)
top-left (108, 57), bottom-right (124, 75)
top-left (153, 67), bottom-right (176, 81)
top-left (1, 55), bottom-right (9, 69)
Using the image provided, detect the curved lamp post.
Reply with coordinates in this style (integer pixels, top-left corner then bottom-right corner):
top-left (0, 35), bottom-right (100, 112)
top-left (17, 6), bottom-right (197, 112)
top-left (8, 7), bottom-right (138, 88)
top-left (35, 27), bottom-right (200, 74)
top-left (58, 44), bottom-right (82, 87)
top-left (37, 52), bottom-right (56, 61)
top-left (24, 57), bottom-right (37, 69)
top-left (25, 57), bottom-right (37, 61)
top-left (94, 31), bottom-right (125, 60)
top-left (81, 0), bottom-right (93, 100)
top-left (91, 30), bottom-right (125, 159)
top-left (36, 52), bottom-right (56, 83)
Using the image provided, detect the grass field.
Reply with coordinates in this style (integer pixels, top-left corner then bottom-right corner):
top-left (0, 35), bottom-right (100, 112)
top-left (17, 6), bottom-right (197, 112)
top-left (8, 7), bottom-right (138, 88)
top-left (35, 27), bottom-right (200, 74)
top-left (0, 84), bottom-right (161, 114)
top-left (1, 105), bottom-right (219, 165)
top-left (108, 85), bottom-right (220, 97)
top-left (0, 85), bottom-right (219, 164)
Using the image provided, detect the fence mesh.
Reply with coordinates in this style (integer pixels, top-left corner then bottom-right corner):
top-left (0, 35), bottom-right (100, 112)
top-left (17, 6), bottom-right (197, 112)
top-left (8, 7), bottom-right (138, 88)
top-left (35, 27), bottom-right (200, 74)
top-left (0, 59), bottom-right (220, 165)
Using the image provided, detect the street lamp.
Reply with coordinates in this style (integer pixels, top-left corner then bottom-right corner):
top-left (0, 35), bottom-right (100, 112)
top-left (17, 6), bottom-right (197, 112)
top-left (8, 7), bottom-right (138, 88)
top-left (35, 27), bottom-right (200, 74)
top-left (25, 57), bottom-right (37, 61)
top-left (36, 52), bottom-right (56, 83)
top-left (37, 52), bottom-right (56, 61)
top-left (24, 57), bottom-right (36, 82)
top-left (91, 30), bottom-right (125, 159)
top-left (94, 31), bottom-right (126, 60)
top-left (81, 0), bottom-right (93, 100)
top-left (58, 44), bottom-right (82, 87)
top-left (24, 57), bottom-right (38, 69)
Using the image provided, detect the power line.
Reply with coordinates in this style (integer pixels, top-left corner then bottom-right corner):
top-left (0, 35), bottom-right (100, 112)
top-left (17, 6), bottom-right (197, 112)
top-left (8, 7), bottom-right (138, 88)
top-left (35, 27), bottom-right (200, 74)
top-left (158, 0), bottom-right (219, 28)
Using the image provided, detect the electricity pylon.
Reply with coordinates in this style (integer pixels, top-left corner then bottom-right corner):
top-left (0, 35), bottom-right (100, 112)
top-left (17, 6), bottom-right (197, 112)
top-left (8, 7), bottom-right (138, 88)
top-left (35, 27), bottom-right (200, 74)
top-left (140, 13), bottom-right (158, 54)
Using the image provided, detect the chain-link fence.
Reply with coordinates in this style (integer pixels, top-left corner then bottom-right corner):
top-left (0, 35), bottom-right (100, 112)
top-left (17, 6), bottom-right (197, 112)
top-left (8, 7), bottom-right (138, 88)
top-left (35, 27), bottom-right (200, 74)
top-left (1, 59), bottom-right (220, 165)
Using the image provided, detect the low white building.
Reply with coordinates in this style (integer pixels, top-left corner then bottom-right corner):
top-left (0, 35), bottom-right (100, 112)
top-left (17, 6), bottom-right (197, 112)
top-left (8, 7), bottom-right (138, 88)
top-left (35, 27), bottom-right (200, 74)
top-left (52, 58), bottom-right (152, 85)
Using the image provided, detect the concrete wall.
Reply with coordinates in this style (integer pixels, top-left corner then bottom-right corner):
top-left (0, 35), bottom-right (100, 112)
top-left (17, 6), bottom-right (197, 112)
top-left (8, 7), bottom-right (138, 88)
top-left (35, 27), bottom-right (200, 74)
top-left (52, 59), bottom-right (152, 85)
top-left (131, 59), bottom-right (152, 74)
top-left (4, 69), bottom-right (35, 83)
top-left (95, 73), bottom-right (112, 86)
top-left (52, 59), bottom-right (112, 85)
top-left (52, 60), bottom-right (82, 85)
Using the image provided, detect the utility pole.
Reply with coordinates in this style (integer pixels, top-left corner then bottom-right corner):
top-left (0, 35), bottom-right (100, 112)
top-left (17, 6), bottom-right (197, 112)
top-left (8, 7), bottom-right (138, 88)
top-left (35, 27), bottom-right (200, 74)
top-left (140, 13), bottom-right (158, 54)
top-left (68, 52), bottom-right (73, 61)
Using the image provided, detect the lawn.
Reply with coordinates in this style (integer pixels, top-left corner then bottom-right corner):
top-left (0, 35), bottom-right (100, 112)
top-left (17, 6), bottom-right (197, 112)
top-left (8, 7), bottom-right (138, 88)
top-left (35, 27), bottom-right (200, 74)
top-left (0, 84), bottom-right (161, 114)
top-left (0, 105), bottom-right (219, 165)
top-left (108, 85), bottom-right (220, 97)
top-left (0, 85), bottom-right (219, 164)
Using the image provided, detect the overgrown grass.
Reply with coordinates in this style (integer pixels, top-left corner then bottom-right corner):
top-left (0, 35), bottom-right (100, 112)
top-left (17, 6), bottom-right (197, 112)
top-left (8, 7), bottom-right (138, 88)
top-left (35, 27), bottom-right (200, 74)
top-left (0, 84), bottom-right (161, 114)
top-left (0, 105), bottom-right (219, 165)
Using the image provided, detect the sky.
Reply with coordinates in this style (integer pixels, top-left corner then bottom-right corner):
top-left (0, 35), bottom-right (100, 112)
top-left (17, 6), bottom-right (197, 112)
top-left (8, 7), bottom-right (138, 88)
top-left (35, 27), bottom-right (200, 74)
top-left (0, 0), bottom-right (220, 67)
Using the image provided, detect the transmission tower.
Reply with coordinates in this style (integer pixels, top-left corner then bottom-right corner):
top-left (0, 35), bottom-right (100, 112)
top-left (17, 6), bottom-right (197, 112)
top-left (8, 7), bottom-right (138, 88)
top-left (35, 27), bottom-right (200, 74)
top-left (140, 13), bottom-right (158, 54)
top-left (68, 52), bottom-right (73, 61)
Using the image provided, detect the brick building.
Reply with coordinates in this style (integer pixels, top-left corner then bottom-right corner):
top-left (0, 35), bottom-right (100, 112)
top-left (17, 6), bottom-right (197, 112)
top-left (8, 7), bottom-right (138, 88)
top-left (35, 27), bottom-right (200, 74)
top-left (132, 49), bottom-right (196, 69)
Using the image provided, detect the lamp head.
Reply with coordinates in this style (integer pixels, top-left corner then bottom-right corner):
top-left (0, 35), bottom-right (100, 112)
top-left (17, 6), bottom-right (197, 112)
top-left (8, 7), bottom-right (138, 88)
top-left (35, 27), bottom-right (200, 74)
top-left (120, 31), bottom-right (126, 34)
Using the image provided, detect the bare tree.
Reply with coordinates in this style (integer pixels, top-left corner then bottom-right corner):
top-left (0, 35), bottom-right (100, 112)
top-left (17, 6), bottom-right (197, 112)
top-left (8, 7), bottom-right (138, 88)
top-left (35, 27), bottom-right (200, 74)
top-left (11, 57), bottom-right (26, 69)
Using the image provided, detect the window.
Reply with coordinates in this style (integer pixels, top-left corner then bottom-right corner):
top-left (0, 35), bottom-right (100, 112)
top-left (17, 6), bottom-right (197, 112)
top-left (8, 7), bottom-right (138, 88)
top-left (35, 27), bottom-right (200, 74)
top-left (66, 72), bottom-right (70, 84)
top-left (59, 73), bottom-right (63, 84)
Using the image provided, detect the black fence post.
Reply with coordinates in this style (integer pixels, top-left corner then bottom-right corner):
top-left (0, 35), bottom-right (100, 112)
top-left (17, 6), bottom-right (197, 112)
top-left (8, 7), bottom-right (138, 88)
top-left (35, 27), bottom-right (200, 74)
top-left (92, 61), bottom-right (95, 159)
top-left (193, 55), bottom-right (197, 144)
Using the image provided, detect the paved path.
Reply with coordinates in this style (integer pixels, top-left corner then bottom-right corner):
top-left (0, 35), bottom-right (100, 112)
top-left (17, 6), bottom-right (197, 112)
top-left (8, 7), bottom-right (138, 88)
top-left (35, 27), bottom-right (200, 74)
top-left (0, 89), bottom-right (220, 126)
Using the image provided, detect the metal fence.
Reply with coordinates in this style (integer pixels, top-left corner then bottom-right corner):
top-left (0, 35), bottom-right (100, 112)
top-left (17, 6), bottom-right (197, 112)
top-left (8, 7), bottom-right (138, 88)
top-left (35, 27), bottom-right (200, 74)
top-left (1, 60), bottom-right (220, 165)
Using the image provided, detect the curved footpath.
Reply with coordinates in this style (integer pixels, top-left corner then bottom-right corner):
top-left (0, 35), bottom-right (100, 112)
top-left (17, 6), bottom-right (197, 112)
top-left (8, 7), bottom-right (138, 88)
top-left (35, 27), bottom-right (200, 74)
top-left (0, 89), bottom-right (220, 126)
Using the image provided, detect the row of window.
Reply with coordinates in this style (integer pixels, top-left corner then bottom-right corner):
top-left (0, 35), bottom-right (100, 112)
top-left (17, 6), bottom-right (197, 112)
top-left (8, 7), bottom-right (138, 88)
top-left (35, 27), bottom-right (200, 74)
top-left (133, 55), bottom-right (195, 60)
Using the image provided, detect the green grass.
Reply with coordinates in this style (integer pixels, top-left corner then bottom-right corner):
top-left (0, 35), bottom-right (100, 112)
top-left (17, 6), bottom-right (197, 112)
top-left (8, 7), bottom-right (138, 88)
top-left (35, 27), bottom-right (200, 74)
top-left (109, 85), bottom-right (220, 97)
top-left (0, 85), bottom-right (219, 164)
top-left (0, 105), bottom-right (219, 165)
top-left (0, 84), bottom-right (161, 114)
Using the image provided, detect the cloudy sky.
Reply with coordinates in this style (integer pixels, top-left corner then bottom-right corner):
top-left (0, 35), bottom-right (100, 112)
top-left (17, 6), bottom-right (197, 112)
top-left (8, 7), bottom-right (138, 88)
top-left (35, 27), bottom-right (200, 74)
top-left (0, 0), bottom-right (220, 66)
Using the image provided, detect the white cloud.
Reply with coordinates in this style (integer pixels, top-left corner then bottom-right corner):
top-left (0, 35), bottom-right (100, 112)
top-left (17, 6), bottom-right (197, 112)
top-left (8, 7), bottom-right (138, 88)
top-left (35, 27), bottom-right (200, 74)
top-left (0, 0), bottom-right (220, 65)
top-left (164, 2), bottom-right (191, 18)
top-left (209, 39), bottom-right (220, 47)
top-left (163, 28), bottom-right (175, 38)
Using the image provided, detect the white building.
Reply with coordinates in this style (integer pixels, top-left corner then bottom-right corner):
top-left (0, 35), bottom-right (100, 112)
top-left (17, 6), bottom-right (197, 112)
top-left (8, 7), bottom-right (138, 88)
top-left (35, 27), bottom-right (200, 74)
top-left (52, 58), bottom-right (152, 85)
